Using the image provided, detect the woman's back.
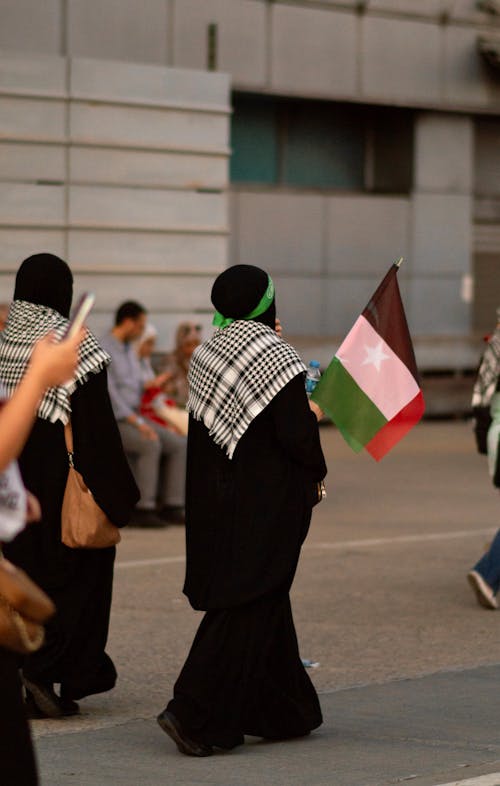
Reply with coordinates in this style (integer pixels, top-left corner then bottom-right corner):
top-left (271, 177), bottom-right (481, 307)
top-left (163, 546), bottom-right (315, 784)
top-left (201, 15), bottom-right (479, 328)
top-left (184, 374), bottom-right (326, 610)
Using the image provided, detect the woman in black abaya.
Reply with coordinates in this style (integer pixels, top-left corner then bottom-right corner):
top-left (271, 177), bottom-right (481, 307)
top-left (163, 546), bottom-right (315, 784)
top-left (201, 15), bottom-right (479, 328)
top-left (0, 253), bottom-right (139, 717)
top-left (157, 264), bottom-right (327, 756)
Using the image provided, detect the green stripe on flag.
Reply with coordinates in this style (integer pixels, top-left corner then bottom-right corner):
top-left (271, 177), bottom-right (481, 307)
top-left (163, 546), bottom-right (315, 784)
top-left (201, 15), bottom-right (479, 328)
top-left (311, 357), bottom-right (387, 450)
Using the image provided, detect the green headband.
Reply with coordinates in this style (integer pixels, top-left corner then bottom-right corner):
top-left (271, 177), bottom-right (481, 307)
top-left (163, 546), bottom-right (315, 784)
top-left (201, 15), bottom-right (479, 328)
top-left (212, 275), bottom-right (275, 329)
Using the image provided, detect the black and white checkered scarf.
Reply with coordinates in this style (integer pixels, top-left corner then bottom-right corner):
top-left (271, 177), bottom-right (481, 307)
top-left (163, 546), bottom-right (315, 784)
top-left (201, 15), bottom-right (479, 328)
top-left (187, 320), bottom-right (306, 459)
top-left (472, 325), bottom-right (500, 409)
top-left (0, 300), bottom-right (110, 424)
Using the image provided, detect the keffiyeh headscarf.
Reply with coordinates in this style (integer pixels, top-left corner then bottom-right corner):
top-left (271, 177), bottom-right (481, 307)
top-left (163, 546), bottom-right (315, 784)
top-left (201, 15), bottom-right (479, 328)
top-left (0, 254), bottom-right (110, 424)
top-left (472, 318), bottom-right (500, 409)
top-left (188, 265), bottom-right (306, 459)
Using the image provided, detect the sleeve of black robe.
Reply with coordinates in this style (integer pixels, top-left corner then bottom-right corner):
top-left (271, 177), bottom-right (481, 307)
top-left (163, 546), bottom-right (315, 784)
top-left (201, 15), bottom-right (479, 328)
top-left (270, 373), bottom-right (327, 484)
top-left (70, 368), bottom-right (140, 526)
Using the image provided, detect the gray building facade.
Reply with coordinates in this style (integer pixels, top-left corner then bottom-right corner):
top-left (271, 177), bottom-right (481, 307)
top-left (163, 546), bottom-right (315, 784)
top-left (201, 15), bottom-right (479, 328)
top-left (0, 0), bottom-right (499, 346)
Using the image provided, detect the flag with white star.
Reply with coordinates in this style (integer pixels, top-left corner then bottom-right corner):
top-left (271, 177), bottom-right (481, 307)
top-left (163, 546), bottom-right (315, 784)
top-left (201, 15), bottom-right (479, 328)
top-left (311, 262), bottom-right (425, 460)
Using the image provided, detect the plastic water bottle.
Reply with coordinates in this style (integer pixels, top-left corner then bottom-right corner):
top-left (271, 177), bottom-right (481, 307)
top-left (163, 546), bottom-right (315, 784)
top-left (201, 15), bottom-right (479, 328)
top-left (305, 360), bottom-right (321, 396)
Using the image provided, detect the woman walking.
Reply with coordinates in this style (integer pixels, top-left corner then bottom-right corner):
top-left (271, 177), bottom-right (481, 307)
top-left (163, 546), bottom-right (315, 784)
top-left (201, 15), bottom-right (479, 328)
top-left (0, 253), bottom-right (139, 717)
top-left (157, 264), bottom-right (327, 756)
top-left (468, 306), bottom-right (500, 609)
top-left (0, 328), bottom-right (82, 785)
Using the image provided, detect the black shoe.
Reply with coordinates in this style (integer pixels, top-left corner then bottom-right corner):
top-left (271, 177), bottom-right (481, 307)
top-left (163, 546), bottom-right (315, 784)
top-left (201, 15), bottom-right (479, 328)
top-left (157, 709), bottom-right (213, 757)
top-left (23, 678), bottom-right (80, 719)
top-left (59, 696), bottom-right (80, 716)
top-left (24, 690), bottom-right (79, 719)
top-left (24, 693), bottom-right (46, 720)
top-left (158, 506), bottom-right (185, 525)
top-left (131, 509), bottom-right (167, 528)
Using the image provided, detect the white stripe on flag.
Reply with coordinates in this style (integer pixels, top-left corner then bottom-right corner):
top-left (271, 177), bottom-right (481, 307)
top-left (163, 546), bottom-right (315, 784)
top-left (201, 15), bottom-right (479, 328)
top-left (336, 315), bottom-right (419, 421)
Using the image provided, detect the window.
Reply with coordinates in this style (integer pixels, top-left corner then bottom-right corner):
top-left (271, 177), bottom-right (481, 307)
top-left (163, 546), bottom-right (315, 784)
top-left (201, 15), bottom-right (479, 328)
top-left (230, 93), bottom-right (414, 194)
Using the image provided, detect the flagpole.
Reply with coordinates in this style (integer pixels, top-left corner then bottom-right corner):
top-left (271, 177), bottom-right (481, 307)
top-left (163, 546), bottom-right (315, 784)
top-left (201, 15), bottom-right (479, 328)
top-left (394, 257), bottom-right (404, 269)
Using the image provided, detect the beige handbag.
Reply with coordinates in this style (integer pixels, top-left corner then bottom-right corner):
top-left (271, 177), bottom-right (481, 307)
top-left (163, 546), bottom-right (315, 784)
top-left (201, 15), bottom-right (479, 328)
top-left (61, 422), bottom-right (121, 549)
top-left (0, 554), bottom-right (55, 653)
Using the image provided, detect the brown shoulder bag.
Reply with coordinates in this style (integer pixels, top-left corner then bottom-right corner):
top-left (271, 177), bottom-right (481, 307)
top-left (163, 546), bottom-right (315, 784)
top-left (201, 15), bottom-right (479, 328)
top-left (61, 422), bottom-right (121, 549)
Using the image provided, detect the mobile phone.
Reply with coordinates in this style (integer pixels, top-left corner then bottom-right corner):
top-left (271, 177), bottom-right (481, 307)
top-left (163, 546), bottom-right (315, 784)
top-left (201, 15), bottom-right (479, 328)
top-left (63, 292), bottom-right (95, 339)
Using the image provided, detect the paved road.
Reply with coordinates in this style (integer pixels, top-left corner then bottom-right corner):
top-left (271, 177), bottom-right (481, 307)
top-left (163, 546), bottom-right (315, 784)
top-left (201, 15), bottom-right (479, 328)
top-left (32, 421), bottom-right (500, 786)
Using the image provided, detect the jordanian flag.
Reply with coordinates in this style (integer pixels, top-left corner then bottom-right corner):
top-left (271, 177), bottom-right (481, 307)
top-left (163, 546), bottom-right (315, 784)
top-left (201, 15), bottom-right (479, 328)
top-left (311, 261), bottom-right (425, 461)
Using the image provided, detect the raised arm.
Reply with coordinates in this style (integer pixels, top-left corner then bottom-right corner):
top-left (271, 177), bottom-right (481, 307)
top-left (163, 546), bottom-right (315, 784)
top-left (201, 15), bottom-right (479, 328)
top-left (0, 330), bottom-right (83, 471)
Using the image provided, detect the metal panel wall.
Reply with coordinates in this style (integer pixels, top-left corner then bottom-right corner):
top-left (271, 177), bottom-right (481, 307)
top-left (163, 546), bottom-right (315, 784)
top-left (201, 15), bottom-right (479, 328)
top-left (1, 1), bottom-right (500, 113)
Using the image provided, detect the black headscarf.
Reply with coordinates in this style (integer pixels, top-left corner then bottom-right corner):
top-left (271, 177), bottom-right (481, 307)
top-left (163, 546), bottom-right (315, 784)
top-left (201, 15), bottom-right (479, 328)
top-left (0, 253), bottom-right (109, 424)
top-left (211, 264), bottom-right (276, 330)
top-left (14, 253), bottom-right (73, 318)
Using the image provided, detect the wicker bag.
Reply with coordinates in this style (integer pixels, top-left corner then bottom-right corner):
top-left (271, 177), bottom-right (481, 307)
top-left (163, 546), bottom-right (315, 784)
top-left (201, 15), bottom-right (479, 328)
top-left (0, 556), bottom-right (55, 653)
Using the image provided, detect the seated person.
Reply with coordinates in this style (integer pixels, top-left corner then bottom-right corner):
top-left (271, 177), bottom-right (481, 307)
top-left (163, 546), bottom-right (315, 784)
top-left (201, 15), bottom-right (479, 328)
top-left (101, 301), bottom-right (186, 527)
top-left (135, 324), bottom-right (188, 437)
top-left (162, 322), bottom-right (202, 409)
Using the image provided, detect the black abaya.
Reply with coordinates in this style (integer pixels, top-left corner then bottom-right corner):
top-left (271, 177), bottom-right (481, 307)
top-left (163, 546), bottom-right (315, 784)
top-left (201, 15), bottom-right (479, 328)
top-left (168, 583), bottom-right (322, 749)
top-left (168, 374), bottom-right (326, 746)
top-left (4, 368), bottom-right (138, 699)
top-left (0, 648), bottom-right (38, 785)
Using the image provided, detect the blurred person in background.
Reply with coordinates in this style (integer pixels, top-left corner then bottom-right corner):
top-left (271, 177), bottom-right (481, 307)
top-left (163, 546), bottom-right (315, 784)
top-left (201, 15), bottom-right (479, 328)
top-left (162, 321), bottom-right (202, 409)
top-left (0, 327), bottom-right (82, 785)
top-left (136, 323), bottom-right (188, 438)
top-left (0, 302), bottom-right (9, 331)
top-left (468, 306), bottom-right (500, 609)
top-left (102, 302), bottom-right (187, 527)
top-left (0, 254), bottom-right (138, 719)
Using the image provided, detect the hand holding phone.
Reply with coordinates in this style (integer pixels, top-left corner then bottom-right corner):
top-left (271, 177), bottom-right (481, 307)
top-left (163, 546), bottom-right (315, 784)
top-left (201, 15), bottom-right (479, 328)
top-left (64, 293), bottom-right (95, 339)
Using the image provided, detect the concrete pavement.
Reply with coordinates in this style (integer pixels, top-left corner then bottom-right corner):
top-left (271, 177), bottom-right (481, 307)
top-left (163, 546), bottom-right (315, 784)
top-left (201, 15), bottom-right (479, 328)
top-left (36, 665), bottom-right (500, 786)
top-left (32, 421), bottom-right (500, 786)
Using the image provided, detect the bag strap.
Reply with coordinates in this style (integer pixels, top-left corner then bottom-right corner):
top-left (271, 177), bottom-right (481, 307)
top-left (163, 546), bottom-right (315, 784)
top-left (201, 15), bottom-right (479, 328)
top-left (64, 422), bottom-right (75, 468)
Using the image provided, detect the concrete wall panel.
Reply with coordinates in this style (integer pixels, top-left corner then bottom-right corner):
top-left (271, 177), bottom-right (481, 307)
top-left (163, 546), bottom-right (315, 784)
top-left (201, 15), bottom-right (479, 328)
top-left (298, 0), bottom-right (359, 6)
top-left (363, 17), bottom-right (441, 102)
top-left (443, 26), bottom-right (492, 107)
top-left (272, 276), bottom-right (325, 336)
top-left (0, 229), bottom-right (65, 267)
top-left (0, 143), bottom-right (65, 182)
top-left (236, 192), bottom-right (325, 275)
top-left (173, 0), bottom-right (267, 88)
top-left (271, 5), bottom-right (357, 97)
top-left (0, 97), bottom-right (65, 142)
top-left (69, 147), bottom-right (227, 190)
top-left (0, 0), bottom-right (61, 55)
top-left (0, 183), bottom-right (65, 226)
top-left (70, 58), bottom-right (229, 108)
top-left (69, 103), bottom-right (228, 152)
top-left (326, 196), bottom-right (411, 275)
top-left (415, 113), bottom-right (473, 193)
top-left (67, 0), bottom-right (169, 65)
top-left (72, 273), bottom-right (212, 312)
top-left (0, 52), bottom-right (65, 95)
top-left (407, 277), bottom-right (470, 335)
top-left (368, 1), bottom-right (443, 14)
top-left (0, 52), bottom-right (230, 344)
top-left (68, 230), bottom-right (227, 273)
top-left (68, 186), bottom-right (226, 231)
top-left (412, 193), bottom-right (472, 275)
top-left (324, 276), bottom-right (383, 336)
top-left (449, 0), bottom-right (491, 23)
